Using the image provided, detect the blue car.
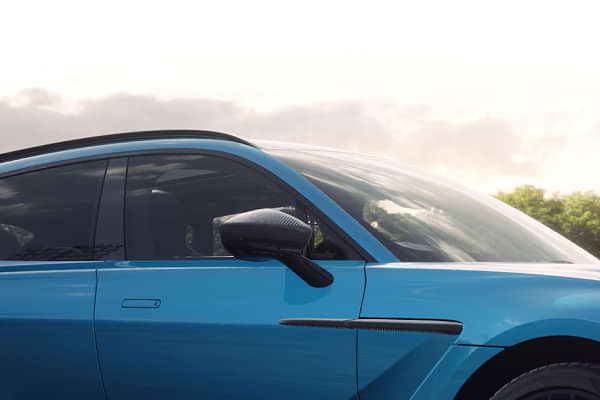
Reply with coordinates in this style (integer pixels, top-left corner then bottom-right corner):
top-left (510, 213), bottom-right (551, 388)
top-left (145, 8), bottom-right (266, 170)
top-left (1, 130), bottom-right (599, 400)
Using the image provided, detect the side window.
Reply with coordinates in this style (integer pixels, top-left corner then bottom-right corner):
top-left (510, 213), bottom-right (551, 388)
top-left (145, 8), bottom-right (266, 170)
top-left (125, 154), bottom-right (360, 260)
top-left (0, 160), bottom-right (107, 260)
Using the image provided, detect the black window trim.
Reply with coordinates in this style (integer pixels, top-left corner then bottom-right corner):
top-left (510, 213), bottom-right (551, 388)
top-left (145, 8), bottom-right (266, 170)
top-left (94, 158), bottom-right (127, 260)
top-left (91, 160), bottom-right (109, 256)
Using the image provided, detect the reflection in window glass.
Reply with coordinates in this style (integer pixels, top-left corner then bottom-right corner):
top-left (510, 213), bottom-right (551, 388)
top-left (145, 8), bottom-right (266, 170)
top-left (272, 150), bottom-right (596, 263)
top-left (0, 161), bottom-right (107, 260)
top-left (125, 154), bottom-right (360, 260)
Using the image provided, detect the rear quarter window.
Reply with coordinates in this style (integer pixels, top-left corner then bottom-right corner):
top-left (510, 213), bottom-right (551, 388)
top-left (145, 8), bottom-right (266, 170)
top-left (0, 160), bottom-right (107, 261)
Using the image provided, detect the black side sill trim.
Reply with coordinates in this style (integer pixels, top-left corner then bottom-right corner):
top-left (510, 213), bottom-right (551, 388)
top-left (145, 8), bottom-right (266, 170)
top-left (279, 318), bottom-right (463, 335)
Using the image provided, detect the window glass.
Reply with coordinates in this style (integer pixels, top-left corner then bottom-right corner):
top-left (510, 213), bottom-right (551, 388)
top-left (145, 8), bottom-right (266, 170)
top-left (0, 160), bottom-right (107, 260)
top-left (125, 154), bottom-right (359, 260)
top-left (270, 149), bottom-right (596, 264)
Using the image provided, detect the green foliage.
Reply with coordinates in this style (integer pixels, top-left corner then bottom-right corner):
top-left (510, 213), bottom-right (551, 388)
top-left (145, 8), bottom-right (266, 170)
top-left (495, 185), bottom-right (600, 258)
top-left (496, 185), bottom-right (564, 232)
top-left (559, 192), bottom-right (600, 256)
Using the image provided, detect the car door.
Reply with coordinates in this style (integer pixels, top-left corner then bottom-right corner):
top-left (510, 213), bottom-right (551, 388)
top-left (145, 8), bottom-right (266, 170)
top-left (0, 160), bottom-right (107, 399)
top-left (94, 152), bottom-right (366, 399)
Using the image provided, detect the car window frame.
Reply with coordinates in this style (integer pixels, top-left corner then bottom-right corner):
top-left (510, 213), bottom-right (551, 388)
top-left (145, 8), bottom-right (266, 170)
top-left (93, 149), bottom-right (372, 262)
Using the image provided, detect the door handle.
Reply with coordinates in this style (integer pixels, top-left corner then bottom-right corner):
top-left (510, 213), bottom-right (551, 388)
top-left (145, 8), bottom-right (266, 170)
top-left (121, 299), bottom-right (161, 309)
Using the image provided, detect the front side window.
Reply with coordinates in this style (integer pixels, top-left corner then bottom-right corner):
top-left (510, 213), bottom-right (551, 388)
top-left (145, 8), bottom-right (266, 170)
top-left (0, 160), bottom-right (107, 260)
top-left (271, 150), bottom-right (597, 264)
top-left (125, 154), bottom-right (359, 260)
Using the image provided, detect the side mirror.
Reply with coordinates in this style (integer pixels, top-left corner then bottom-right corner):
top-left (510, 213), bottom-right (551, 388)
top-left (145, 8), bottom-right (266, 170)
top-left (219, 208), bottom-right (334, 288)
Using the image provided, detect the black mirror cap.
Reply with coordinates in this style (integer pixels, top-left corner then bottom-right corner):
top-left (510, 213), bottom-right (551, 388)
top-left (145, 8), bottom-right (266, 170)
top-left (220, 208), bottom-right (334, 288)
top-left (220, 208), bottom-right (312, 258)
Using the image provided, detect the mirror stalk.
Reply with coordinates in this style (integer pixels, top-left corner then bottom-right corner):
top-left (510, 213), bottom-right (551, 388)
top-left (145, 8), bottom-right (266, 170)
top-left (277, 253), bottom-right (334, 288)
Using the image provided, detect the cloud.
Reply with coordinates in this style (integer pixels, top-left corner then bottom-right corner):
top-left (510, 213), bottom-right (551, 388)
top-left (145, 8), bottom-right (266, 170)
top-left (0, 92), bottom-right (398, 155)
top-left (0, 89), bottom-right (567, 191)
top-left (395, 118), bottom-right (540, 177)
top-left (12, 88), bottom-right (62, 107)
top-left (525, 135), bottom-right (568, 159)
top-left (594, 122), bottom-right (600, 138)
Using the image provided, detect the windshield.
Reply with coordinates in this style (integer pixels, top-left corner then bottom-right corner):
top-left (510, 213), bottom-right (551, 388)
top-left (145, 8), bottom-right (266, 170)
top-left (270, 149), bottom-right (598, 264)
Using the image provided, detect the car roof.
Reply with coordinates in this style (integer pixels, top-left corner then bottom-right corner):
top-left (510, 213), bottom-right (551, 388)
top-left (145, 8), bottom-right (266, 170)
top-left (0, 130), bottom-right (256, 163)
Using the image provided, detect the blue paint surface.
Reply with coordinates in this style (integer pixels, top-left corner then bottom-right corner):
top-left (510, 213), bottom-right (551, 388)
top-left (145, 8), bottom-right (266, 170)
top-left (361, 264), bottom-right (600, 346)
top-left (0, 262), bottom-right (104, 399)
top-left (358, 330), bottom-right (457, 399)
top-left (410, 344), bottom-right (503, 400)
top-left (95, 259), bottom-right (364, 399)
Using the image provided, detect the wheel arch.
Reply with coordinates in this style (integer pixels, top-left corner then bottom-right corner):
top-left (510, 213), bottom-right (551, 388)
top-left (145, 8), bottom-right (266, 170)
top-left (454, 335), bottom-right (600, 399)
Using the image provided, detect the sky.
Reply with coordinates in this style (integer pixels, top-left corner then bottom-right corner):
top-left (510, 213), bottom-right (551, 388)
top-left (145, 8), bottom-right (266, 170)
top-left (1, 0), bottom-right (599, 194)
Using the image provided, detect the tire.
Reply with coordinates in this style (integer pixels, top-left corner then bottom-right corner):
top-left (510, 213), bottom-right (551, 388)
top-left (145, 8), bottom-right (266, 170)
top-left (490, 362), bottom-right (600, 400)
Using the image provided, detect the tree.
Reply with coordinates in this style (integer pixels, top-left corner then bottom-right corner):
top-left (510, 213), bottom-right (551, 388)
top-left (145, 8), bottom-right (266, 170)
top-left (496, 185), bottom-right (564, 233)
top-left (559, 192), bottom-right (600, 257)
top-left (496, 186), bottom-right (600, 258)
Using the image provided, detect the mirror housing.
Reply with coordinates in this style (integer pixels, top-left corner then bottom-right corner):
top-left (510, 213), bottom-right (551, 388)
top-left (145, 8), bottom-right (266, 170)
top-left (219, 209), bottom-right (334, 288)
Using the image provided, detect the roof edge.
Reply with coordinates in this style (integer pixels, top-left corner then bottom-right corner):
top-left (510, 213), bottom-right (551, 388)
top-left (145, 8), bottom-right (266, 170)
top-left (0, 130), bottom-right (255, 163)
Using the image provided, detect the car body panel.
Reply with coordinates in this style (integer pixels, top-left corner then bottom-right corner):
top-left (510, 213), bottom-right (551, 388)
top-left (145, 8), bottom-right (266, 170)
top-left (358, 263), bottom-right (600, 398)
top-left (357, 330), bottom-right (458, 399)
top-left (410, 344), bottom-right (503, 400)
top-left (362, 263), bottom-right (600, 346)
top-left (0, 261), bottom-right (104, 399)
top-left (95, 259), bottom-right (363, 399)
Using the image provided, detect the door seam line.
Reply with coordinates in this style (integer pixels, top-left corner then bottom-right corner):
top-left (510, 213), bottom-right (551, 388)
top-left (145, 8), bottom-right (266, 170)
top-left (93, 265), bottom-right (109, 400)
top-left (356, 260), bottom-right (367, 399)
